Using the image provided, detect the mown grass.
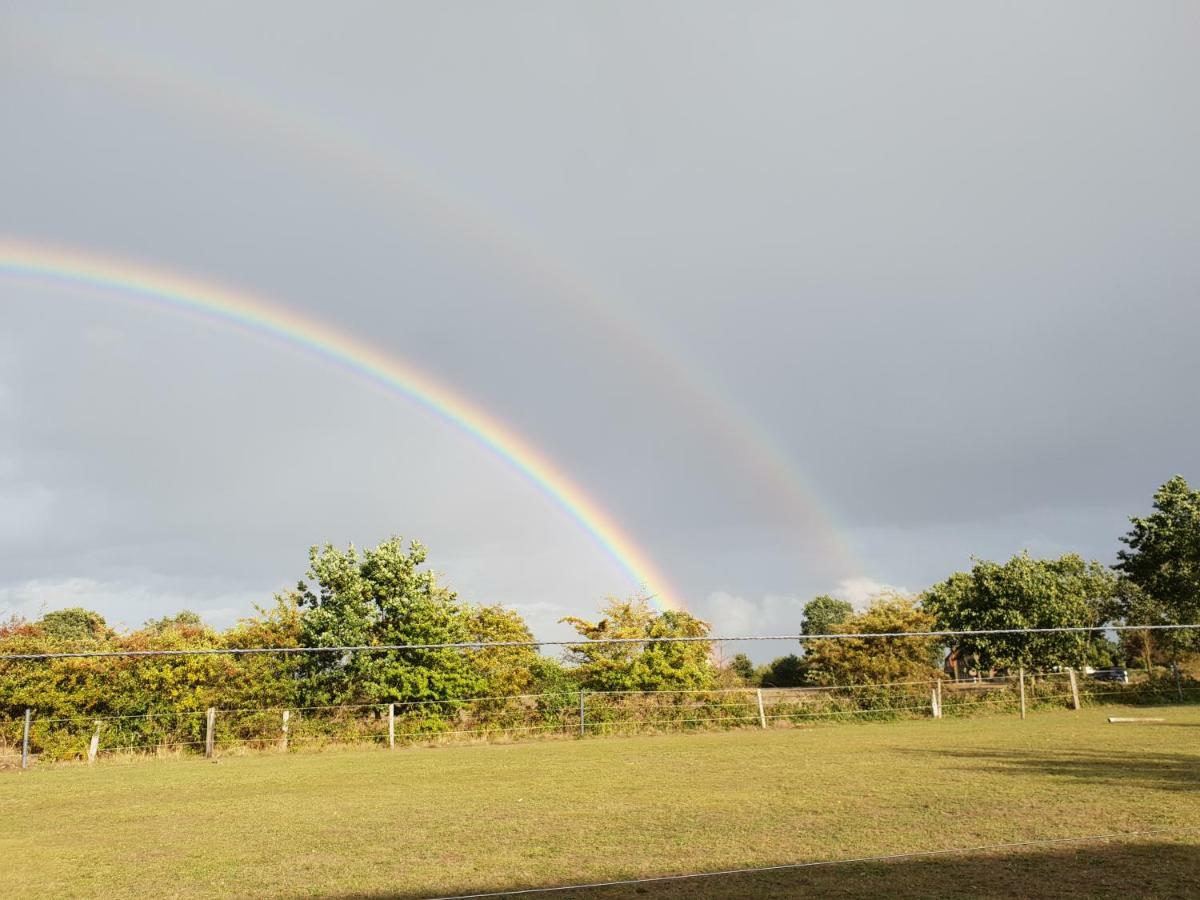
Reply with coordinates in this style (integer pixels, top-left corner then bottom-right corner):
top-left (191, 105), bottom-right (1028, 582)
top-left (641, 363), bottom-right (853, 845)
top-left (2, 704), bottom-right (1197, 898)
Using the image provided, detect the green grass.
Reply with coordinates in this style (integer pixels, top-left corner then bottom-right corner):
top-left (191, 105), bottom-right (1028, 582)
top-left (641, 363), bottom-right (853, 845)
top-left (2, 704), bottom-right (1198, 898)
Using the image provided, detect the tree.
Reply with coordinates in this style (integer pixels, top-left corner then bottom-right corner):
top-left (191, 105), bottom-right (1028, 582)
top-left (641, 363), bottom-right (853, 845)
top-left (728, 653), bottom-right (756, 684)
top-left (561, 596), bottom-right (715, 692)
top-left (802, 595), bottom-right (853, 636)
top-left (465, 604), bottom-right (540, 698)
top-left (36, 608), bottom-right (109, 643)
top-left (1115, 476), bottom-right (1200, 655)
top-left (923, 553), bottom-right (1118, 673)
top-left (295, 537), bottom-right (483, 705)
top-left (804, 593), bottom-right (942, 685)
top-left (757, 654), bottom-right (807, 687)
top-left (222, 596), bottom-right (305, 711)
top-left (143, 610), bottom-right (205, 634)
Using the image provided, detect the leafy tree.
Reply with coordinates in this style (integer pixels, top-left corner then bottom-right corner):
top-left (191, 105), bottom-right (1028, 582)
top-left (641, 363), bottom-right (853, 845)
top-left (923, 553), bottom-right (1118, 672)
top-left (36, 608), bottom-right (109, 643)
top-left (728, 652), bottom-right (756, 684)
top-left (222, 596), bottom-right (305, 711)
top-left (757, 654), bottom-right (807, 687)
top-left (804, 593), bottom-right (942, 685)
top-left (142, 610), bottom-right (206, 636)
top-left (465, 604), bottom-right (540, 698)
top-left (295, 537), bottom-right (483, 705)
top-left (561, 596), bottom-right (714, 692)
top-left (1115, 475), bottom-right (1200, 656)
top-left (802, 595), bottom-right (853, 636)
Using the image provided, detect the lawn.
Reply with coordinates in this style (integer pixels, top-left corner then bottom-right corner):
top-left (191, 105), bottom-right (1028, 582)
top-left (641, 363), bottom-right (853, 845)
top-left (2, 704), bottom-right (1197, 898)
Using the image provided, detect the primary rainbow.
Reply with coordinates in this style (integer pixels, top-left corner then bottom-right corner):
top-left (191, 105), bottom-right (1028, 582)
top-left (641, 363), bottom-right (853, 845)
top-left (6, 25), bottom-right (865, 582)
top-left (0, 239), bottom-right (687, 612)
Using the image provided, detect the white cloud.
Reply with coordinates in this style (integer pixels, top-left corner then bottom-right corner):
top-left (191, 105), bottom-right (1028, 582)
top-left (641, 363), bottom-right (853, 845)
top-left (0, 575), bottom-right (266, 631)
top-left (833, 576), bottom-right (910, 609)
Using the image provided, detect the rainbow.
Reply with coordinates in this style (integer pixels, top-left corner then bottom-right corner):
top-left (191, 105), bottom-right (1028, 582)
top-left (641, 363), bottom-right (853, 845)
top-left (5, 22), bottom-right (865, 582)
top-left (0, 239), bottom-right (687, 612)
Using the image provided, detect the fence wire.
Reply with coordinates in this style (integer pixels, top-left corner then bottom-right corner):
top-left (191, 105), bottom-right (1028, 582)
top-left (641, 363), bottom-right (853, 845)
top-left (3, 667), bottom-right (1195, 766)
top-left (3, 622), bottom-right (1198, 660)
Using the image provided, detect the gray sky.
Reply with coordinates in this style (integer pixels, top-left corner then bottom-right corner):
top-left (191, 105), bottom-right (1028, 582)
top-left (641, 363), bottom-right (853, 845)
top-left (2, 2), bottom-right (1197, 656)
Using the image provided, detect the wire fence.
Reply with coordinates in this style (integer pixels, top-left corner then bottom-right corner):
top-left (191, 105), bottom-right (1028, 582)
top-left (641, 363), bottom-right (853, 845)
top-left (3, 621), bottom-right (1198, 660)
top-left (2, 666), bottom-right (1195, 767)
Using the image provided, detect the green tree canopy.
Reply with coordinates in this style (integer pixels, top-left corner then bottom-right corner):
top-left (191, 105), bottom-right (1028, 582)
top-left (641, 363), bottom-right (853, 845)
top-left (143, 610), bottom-right (205, 635)
top-left (804, 593), bottom-right (942, 686)
top-left (36, 608), bottom-right (109, 643)
top-left (295, 537), bottom-right (483, 705)
top-left (923, 553), bottom-right (1118, 672)
top-left (561, 596), bottom-right (714, 692)
top-left (802, 595), bottom-right (854, 636)
top-left (727, 653), bottom-right (756, 684)
top-left (465, 604), bottom-right (541, 698)
top-left (757, 654), bottom-right (807, 687)
top-left (1115, 476), bottom-right (1200, 653)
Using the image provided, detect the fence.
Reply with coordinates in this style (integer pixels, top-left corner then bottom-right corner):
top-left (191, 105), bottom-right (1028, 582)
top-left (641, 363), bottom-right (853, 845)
top-left (2, 668), bottom-right (1196, 768)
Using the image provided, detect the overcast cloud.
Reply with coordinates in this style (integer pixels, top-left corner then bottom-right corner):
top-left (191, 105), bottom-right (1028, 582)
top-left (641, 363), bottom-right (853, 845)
top-left (2, 3), bottom-right (1197, 656)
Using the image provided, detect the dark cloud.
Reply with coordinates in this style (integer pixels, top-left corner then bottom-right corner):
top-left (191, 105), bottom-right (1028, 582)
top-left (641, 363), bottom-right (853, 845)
top-left (2, 3), bottom-right (1197, 651)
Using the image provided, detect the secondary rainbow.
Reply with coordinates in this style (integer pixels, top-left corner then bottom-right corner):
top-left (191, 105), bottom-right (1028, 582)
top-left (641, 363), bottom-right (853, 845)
top-left (0, 239), bottom-right (687, 612)
top-left (6, 24), bottom-right (865, 581)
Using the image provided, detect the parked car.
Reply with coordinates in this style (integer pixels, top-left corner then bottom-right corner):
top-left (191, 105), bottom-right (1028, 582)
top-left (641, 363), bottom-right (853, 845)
top-left (1090, 668), bottom-right (1130, 684)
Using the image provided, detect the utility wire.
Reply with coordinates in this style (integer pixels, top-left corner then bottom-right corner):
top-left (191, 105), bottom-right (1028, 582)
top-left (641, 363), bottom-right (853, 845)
top-left (427, 826), bottom-right (1200, 899)
top-left (1, 622), bottom-right (1197, 661)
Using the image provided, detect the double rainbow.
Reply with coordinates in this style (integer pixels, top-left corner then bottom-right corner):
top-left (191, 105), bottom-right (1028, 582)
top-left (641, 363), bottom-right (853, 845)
top-left (0, 239), bottom-right (686, 611)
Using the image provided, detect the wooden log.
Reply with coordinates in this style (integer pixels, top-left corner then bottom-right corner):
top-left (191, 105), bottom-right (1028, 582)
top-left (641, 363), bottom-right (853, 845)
top-left (1068, 669), bottom-right (1080, 710)
top-left (1107, 717), bottom-right (1165, 724)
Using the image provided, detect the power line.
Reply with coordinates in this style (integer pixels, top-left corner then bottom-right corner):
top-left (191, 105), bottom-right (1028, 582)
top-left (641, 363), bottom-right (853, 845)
top-left (427, 826), bottom-right (1200, 899)
top-left (1, 622), bottom-right (1197, 661)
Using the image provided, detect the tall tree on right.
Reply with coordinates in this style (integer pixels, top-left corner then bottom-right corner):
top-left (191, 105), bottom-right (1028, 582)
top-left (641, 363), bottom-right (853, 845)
top-left (923, 553), bottom-right (1118, 673)
top-left (1114, 475), bottom-right (1200, 656)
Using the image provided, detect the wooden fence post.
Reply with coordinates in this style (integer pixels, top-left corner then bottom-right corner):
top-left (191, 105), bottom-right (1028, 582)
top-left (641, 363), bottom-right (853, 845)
top-left (388, 703), bottom-right (395, 750)
top-left (21, 708), bottom-right (31, 769)
top-left (1068, 668), bottom-right (1080, 711)
top-left (756, 689), bottom-right (767, 729)
top-left (280, 710), bottom-right (290, 753)
top-left (936, 679), bottom-right (943, 719)
top-left (1173, 664), bottom-right (1184, 702)
top-left (579, 690), bottom-right (586, 738)
top-left (1018, 667), bottom-right (1026, 720)
top-left (205, 707), bottom-right (216, 758)
top-left (88, 721), bottom-right (101, 764)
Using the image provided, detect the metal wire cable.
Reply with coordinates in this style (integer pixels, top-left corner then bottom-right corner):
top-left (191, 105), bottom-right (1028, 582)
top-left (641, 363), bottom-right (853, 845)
top-left (3, 622), bottom-right (1197, 660)
top-left (427, 826), bottom-right (1200, 899)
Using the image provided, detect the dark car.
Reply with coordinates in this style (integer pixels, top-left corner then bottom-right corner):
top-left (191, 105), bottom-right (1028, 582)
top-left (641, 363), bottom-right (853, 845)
top-left (1090, 668), bottom-right (1130, 684)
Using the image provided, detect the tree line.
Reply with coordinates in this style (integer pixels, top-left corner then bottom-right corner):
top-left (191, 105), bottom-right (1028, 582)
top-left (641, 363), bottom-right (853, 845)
top-left (2, 476), bottom-right (1197, 730)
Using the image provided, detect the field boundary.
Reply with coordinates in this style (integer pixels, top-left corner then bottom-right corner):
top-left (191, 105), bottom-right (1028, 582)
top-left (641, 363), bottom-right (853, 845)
top-left (4, 668), bottom-right (1197, 767)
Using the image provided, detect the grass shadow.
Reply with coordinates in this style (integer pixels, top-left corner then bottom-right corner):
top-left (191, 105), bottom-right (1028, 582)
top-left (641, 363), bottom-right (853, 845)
top-left (898, 746), bottom-right (1200, 792)
top-left (324, 839), bottom-right (1200, 899)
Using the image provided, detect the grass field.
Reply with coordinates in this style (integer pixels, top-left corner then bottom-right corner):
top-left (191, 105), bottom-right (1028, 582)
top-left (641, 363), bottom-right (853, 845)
top-left (2, 704), bottom-right (1198, 898)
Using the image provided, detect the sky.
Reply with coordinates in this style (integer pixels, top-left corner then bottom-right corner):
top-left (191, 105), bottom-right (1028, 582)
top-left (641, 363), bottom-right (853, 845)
top-left (2, 3), bottom-right (1198, 658)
